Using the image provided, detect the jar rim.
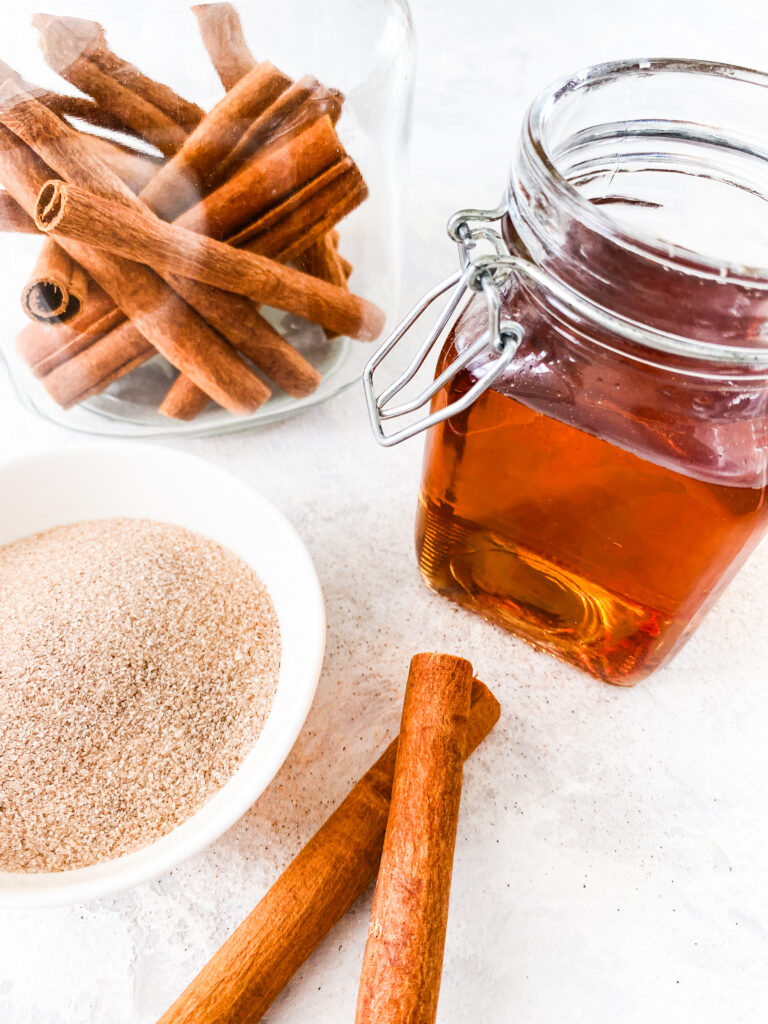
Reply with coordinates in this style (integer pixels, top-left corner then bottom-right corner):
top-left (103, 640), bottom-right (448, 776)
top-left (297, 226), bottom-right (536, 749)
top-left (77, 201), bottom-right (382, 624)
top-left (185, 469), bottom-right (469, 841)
top-left (523, 57), bottom-right (768, 289)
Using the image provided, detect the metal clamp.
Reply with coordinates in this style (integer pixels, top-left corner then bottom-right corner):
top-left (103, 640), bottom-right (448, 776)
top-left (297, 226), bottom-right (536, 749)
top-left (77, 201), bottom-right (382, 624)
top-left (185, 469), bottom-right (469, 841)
top-left (363, 204), bottom-right (523, 447)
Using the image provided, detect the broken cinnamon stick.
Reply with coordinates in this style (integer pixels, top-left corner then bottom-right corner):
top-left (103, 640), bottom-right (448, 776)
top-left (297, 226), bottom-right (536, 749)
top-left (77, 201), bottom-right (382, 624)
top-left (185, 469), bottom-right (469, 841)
top-left (138, 61), bottom-right (292, 220)
top-left (22, 241), bottom-right (87, 322)
top-left (37, 180), bottom-right (385, 341)
top-left (0, 189), bottom-right (35, 231)
top-left (0, 118), bottom-right (269, 415)
top-left (355, 653), bottom-right (474, 1024)
top-left (192, 3), bottom-right (257, 92)
top-left (155, 676), bottom-right (500, 1024)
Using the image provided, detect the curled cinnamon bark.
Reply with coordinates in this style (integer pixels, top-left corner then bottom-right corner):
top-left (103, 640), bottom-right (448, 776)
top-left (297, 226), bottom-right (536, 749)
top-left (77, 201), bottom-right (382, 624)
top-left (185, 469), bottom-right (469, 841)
top-left (156, 676), bottom-right (500, 1024)
top-left (22, 241), bottom-right (87, 322)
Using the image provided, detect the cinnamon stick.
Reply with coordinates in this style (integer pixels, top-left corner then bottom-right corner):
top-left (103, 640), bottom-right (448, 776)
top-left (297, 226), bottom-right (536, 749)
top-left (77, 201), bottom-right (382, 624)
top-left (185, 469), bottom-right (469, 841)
top-left (0, 89), bottom-right (321, 405)
top-left (0, 189), bottom-right (36, 231)
top-left (18, 131), bottom-right (157, 325)
top-left (155, 676), bottom-right (500, 1024)
top-left (158, 375), bottom-right (212, 421)
top-left (0, 57), bottom-right (147, 138)
top-left (22, 241), bottom-right (88, 322)
top-left (15, 287), bottom-right (121, 378)
top-left (207, 76), bottom-right (344, 190)
top-left (41, 319), bottom-right (155, 408)
top-left (355, 653), bottom-right (474, 1024)
top-left (5, 87), bottom-right (323, 405)
top-left (31, 15), bottom-right (205, 131)
top-left (33, 20), bottom-right (189, 157)
top-left (186, 30), bottom-right (347, 284)
top-left (37, 180), bottom-right (385, 341)
top-left (237, 163), bottom-right (368, 263)
top-left (297, 235), bottom-right (349, 288)
top-left (138, 61), bottom-right (292, 220)
top-left (174, 114), bottom-right (346, 240)
top-left (191, 3), bottom-right (257, 92)
top-left (0, 118), bottom-right (269, 415)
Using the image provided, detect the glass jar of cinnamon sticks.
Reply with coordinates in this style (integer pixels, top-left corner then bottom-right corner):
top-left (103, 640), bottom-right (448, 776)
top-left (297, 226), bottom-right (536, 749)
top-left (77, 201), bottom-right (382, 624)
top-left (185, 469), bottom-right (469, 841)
top-left (366, 59), bottom-right (768, 685)
top-left (0, 0), bottom-right (414, 435)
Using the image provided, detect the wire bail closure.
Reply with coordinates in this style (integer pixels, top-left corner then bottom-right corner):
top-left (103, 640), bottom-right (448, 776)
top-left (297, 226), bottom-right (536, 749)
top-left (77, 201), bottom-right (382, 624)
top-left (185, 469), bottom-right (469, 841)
top-left (363, 204), bottom-right (523, 447)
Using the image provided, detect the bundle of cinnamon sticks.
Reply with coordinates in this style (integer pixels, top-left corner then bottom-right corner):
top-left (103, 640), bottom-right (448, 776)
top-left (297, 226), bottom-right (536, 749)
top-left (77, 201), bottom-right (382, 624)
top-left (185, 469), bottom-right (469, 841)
top-left (0, 4), bottom-right (383, 421)
top-left (156, 653), bottom-right (500, 1024)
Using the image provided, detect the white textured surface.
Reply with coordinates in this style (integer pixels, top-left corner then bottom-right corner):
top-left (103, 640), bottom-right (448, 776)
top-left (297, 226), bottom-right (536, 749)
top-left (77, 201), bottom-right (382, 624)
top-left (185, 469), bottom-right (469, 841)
top-left (3, 0), bottom-right (768, 1020)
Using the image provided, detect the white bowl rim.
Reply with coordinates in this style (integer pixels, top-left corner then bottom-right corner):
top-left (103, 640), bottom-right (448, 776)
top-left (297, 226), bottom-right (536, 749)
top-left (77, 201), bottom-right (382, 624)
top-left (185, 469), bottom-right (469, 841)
top-left (0, 441), bottom-right (326, 908)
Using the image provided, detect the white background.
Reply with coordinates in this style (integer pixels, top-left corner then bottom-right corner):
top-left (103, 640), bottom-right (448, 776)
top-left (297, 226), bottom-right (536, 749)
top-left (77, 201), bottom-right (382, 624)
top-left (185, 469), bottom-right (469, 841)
top-left (2, 0), bottom-right (768, 1021)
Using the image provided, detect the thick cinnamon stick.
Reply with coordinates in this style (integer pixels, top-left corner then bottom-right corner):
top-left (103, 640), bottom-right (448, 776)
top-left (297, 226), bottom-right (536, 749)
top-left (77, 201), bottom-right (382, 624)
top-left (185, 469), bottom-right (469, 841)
top-left (0, 190), bottom-right (36, 231)
top-left (191, 3), bottom-right (257, 92)
top-left (355, 653), bottom-right (474, 1024)
top-left (138, 61), bottom-right (292, 220)
top-left (37, 180), bottom-right (385, 341)
top-left (156, 676), bottom-right (500, 1024)
top-left (0, 119), bottom-right (269, 415)
top-left (33, 20), bottom-right (188, 157)
top-left (22, 241), bottom-right (88, 322)
top-left (0, 57), bottom-right (147, 138)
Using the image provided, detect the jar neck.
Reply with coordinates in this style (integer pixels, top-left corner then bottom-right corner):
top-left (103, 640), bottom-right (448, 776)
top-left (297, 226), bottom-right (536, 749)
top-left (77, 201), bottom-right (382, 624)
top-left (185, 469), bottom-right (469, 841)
top-left (505, 59), bottom-right (768, 354)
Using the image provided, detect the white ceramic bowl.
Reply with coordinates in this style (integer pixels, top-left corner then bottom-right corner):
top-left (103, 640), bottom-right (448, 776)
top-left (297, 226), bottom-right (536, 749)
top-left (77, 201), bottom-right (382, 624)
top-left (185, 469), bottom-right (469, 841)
top-left (0, 442), bottom-right (325, 907)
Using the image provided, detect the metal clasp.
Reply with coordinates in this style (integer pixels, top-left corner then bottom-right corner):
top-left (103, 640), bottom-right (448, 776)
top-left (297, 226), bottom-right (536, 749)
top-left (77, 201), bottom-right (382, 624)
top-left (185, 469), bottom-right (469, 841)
top-left (363, 204), bottom-right (523, 447)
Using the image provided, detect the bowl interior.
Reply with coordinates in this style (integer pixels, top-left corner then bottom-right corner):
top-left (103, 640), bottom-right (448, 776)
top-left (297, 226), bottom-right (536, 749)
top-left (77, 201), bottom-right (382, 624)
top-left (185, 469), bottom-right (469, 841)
top-left (0, 442), bottom-right (325, 907)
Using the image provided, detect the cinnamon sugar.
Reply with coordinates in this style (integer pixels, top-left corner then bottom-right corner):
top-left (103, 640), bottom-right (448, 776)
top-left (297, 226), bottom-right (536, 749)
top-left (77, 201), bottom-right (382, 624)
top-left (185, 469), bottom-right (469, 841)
top-left (0, 517), bottom-right (280, 873)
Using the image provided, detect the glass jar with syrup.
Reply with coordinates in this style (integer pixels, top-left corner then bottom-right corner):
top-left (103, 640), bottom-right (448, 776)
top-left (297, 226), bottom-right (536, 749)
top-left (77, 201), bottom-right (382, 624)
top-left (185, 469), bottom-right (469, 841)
top-left (365, 58), bottom-right (768, 685)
